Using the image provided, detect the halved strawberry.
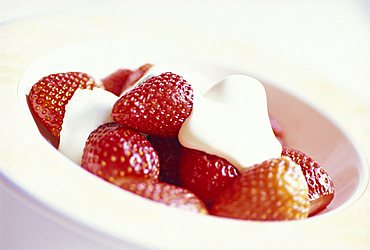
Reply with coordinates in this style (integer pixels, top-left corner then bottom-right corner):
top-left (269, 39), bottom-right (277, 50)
top-left (282, 147), bottom-right (334, 216)
top-left (210, 157), bottom-right (309, 221)
top-left (102, 64), bottom-right (152, 96)
top-left (81, 122), bottom-right (160, 184)
top-left (124, 63), bottom-right (152, 91)
top-left (102, 69), bottom-right (132, 96)
top-left (179, 147), bottom-right (240, 207)
top-left (111, 72), bottom-right (194, 137)
top-left (27, 72), bottom-right (96, 147)
top-left (117, 177), bottom-right (208, 214)
top-left (147, 136), bottom-right (181, 186)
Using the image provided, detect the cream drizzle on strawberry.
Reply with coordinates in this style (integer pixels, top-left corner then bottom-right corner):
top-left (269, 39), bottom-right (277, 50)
top-left (59, 88), bottom-right (118, 164)
top-left (178, 74), bottom-right (282, 170)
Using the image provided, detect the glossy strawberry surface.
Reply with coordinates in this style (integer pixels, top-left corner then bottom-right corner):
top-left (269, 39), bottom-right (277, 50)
top-left (111, 72), bottom-right (193, 137)
top-left (211, 157), bottom-right (309, 221)
top-left (81, 122), bottom-right (160, 184)
top-left (118, 177), bottom-right (208, 214)
top-left (28, 72), bottom-right (96, 145)
top-left (179, 147), bottom-right (239, 206)
top-left (282, 147), bottom-right (334, 216)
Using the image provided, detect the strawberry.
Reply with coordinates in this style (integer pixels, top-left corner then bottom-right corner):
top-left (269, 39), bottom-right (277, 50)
top-left (269, 115), bottom-right (286, 146)
top-left (210, 157), bottom-right (309, 221)
top-left (81, 122), bottom-right (160, 184)
top-left (111, 72), bottom-right (194, 137)
top-left (102, 64), bottom-right (152, 96)
top-left (124, 63), bottom-right (152, 90)
top-left (117, 177), bottom-right (208, 214)
top-left (147, 136), bottom-right (181, 186)
top-left (179, 147), bottom-right (240, 206)
top-left (102, 69), bottom-right (132, 96)
top-left (27, 72), bottom-right (96, 146)
top-left (282, 147), bottom-right (334, 216)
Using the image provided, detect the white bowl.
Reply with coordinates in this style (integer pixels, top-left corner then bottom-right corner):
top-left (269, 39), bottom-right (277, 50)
top-left (18, 40), bottom-right (368, 217)
top-left (1, 16), bottom-right (369, 249)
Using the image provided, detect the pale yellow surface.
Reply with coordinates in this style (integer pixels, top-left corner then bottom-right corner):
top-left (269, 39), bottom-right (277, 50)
top-left (0, 14), bottom-right (369, 249)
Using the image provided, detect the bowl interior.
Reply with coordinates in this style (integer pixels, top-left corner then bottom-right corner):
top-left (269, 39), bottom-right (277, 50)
top-left (264, 83), bottom-right (367, 212)
top-left (14, 39), bottom-right (368, 247)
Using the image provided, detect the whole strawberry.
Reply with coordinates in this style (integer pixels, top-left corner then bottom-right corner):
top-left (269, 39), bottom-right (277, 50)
top-left (211, 157), bottom-right (309, 221)
top-left (28, 72), bottom-right (96, 146)
top-left (147, 136), bottom-right (181, 186)
top-left (179, 147), bottom-right (239, 206)
top-left (81, 122), bottom-right (160, 184)
top-left (111, 72), bottom-right (194, 137)
top-left (282, 147), bottom-right (334, 216)
top-left (118, 177), bottom-right (208, 214)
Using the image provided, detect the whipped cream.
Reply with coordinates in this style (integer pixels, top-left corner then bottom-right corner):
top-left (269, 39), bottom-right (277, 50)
top-left (178, 74), bottom-right (282, 170)
top-left (59, 88), bottom-right (118, 164)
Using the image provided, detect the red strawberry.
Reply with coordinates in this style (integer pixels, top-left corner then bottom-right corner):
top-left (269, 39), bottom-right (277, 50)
top-left (102, 69), bottom-right (132, 96)
top-left (269, 115), bottom-right (286, 146)
top-left (117, 177), bottom-right (208, 214)
top-left (125, 63), bottom-right (152, 90)
top-left (211, 157), bottom-right (309, 221)
top-left (81, 122), bottom-right (160, 184)
top-left (27, 72), bottom-right (96, 147)
top-left (179, 147), bottom-right (240, 206)
top-left (147, 136), bottom-right (181, 186)
top-left (282, 147), bottom-right (334, 216)
top-left (111, 72), bottom-right (194, 137)
top-left (102, 64), bottom-right (152, 96)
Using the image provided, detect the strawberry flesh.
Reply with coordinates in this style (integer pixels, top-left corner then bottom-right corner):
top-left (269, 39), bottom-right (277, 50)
top-left (102, 63), bottom-right (152, 96)
top-left (81, 122), bottom-right (160, 184)
top-left (102, 69), bottom-right (133, 96)
top-left (124, 63), bottom-right (152, 90)
top-left (211, 157), bottom-right (309, 221)
top-left (111, 72), bottom-right (194, 137)
top-left (282, 147), bottom-right (335, 216)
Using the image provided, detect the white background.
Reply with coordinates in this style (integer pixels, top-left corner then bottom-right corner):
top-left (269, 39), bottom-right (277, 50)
top-left (0, 0), bottom-right (369, 249)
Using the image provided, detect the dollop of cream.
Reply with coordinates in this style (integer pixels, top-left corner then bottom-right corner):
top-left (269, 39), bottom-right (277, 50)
top-left (59, 88), bottom-right (118, 164)
top-left (178, 74), bottom-right (282, 170)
